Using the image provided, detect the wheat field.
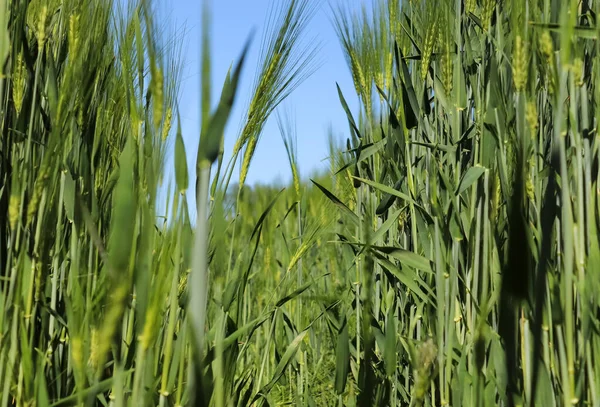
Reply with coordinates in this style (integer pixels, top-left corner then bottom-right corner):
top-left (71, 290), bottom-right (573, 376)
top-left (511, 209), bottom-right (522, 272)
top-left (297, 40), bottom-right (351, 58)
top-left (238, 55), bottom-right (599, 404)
top-left (1, 0), bottom-right (599, 406)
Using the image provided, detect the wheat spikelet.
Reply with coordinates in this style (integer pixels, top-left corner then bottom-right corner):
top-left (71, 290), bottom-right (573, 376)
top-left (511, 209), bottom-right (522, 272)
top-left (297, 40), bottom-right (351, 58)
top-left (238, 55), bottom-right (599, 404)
top-left (27, 166), bottom-right (49, 225)
top-left (526, 175), bottom-right (535, 201)
top-left (292, 165), bottom-right (300, 200)
top-left (465, 0), bottom-right (476, 15)
top-left (68, 13), bottom-right (81, 58)
top-left (152, 66), bottom-right (164, 129)
top-left (264, 246), bottom-right (272, 274)
top-left (162, 108), bottom-right (172, 141)
top-left (389, 0), bottom-right (399, 37)
top-left (349, 49), bottom-right (367, 98)
top-left (526, 101), bottom-right (538, 136)
top-left (572, 57), bottom-right (583, 87)
top-left (398, 209), bottom-right (407, 232)
top-left (440, 19), bottom-right (453, 94)
top-left (233, 126), bottom-right (249, 155)
top-left (88, 327), bottom-right (100, 370)
top-left (482, 0), bottom-right (494, 32)
top-left (539, 31), bottom-right (555, 92)
top-left (34, 261), bottom-right (43, 302)
top-left (385, 48), bottom-right (393, 90)
top-left (235, 50), bottom-right (282, 153)
top-left (8, 194), bottom-right (19, 231)
top-left (239, 136), bottom-right (257, 187)
top-left (539, 31), bottom-right (554, 64)
top-left (178, 271), bottom-right (189, 299)
top-left (37, 5), bottom-right (48, 50)
top-left (413, 339), bottom-right (438, 406)
top-left (75, 92), bottom-right (84, 127)
top-left (490, 172), bottom-right (501, 224)
top-left (12, 51), bottom-right (26, 114)
top-left (421, 18), bottom-right (437, 81)
top-left (513, 35), bottom-right (528, 91)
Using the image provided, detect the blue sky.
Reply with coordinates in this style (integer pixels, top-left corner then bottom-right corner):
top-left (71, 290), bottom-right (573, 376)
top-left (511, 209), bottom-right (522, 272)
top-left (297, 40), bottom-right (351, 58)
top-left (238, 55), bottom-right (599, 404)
top-left (167, 0), bottom-right (364, 189)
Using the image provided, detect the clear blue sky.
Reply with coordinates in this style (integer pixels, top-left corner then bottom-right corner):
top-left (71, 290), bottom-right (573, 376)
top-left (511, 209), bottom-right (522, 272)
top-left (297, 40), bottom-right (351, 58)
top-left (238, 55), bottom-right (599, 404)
top-left (166, 0), bottom-right (366, 190)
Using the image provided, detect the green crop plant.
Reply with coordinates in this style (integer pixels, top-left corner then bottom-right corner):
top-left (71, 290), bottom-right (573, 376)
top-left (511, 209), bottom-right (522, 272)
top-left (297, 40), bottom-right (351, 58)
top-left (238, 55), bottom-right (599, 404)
top-left (2, 0), bottom-right (600, 406)
top-left (316, 0), bottom-right (600, 405)
top-left (0, 0), bottom-right (188, 404)
top-left (0, 0), bottom-right (320, 404)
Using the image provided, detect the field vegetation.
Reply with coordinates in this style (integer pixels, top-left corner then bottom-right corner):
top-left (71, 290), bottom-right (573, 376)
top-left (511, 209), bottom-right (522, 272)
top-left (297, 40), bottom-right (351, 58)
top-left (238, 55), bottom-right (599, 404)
top-left (1, 0), bottom-right (599, 406)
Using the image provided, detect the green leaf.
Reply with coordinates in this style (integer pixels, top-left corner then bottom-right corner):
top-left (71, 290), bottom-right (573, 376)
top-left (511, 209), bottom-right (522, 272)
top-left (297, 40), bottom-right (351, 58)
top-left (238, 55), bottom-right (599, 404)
top-left (411, 141), bottom-right (456, 153)
top-left (395, 44), bottom-right (420, 128)
top-left (0, 0), bottom-right (8, 77)
top-left (455, 55), bottom-right (467, 110)
top-left (375, 180), bottom-right (402, 215)
top-left (337, 83), bottom-right (362, 139)
top-left (221, 271), bottom-right (240, 312)
top-left (275, 274), bottom-right (329, 308)
top-left (46, 50), bottom-right (59, 120)
top-left (197, 34), bottom-right (252, 167)
top-left (534, 366), bottom-right (555, 407)
top-left (456, 166), bottom-right (486, 195)
top-left (449, 210), bottom-right (465, 241)
top-left (204, 314), bottom-right (270, 369)
top-left (433, 75), bottom-right (450, 112)
top-left (356, 138), bottom-right (387, 163)
top-left (371, 245), bottom-right (433, 273)
top-left (63, 172), bottom-right (76, 222)
top-left (35, 364), bottom-right (50, 407)
top-left (353, 176), bottom-right (413, 204)
top-left (376, 84), bottom-right (406, 158)
top-left (108, 136), bottom-right (137, 274)
top-left (374, 256), bottom-right (434, 305)
top-left (384, 306), bottom-right (396, 378)
top-left (311, 179), bottom-right (359, 226)
top-left (335, 316), bottom-right (350, 394)
top-left (371, 208), bottom-right (403, 242)
top-left (252, 330), bottom-right (309, 400)
top-left (399, 21), bottom-right (422, 54)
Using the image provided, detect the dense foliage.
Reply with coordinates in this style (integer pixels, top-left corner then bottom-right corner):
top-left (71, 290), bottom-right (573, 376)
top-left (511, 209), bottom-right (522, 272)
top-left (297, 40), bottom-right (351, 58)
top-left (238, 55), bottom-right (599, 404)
top-left (1, 0), bottom-right (600, 406)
